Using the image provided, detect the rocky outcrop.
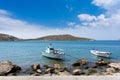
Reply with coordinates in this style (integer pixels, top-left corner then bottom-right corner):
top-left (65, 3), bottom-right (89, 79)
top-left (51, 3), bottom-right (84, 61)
top-left (72, 58), bottom-right (88, 66)
top-left (31, 64), bottom-right (42, 75)
top-left (0, 33), bottom-right (21, 41)
top-left (96, 59), bottom-right (108, 66)
top-left (73, 69), bottom-right (82, 75)
top-left (0, 61), bottom-right (21, 76)
top-left (77, 58), bottom-right (88, 65)
top-left (108, 63), bottom-right (120, 69)
top-left (31, 64), bottom-right (40, 71)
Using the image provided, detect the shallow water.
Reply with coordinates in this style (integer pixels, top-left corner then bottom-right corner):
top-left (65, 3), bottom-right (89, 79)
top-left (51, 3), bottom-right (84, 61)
top-left (0, 40), bottom-right (120, 68)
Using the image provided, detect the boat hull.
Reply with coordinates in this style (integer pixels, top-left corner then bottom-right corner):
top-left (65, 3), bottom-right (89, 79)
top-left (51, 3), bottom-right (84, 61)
top-left (90, 50), bottom-right (111, 58)
top-left (42, 52), bottom-right (64, 60)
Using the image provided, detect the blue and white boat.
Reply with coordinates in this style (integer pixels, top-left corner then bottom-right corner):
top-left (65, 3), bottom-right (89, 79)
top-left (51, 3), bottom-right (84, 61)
top-left (42, 44), bottom-right (64, 59)
top-left (90, 50), bottom-right (111, 58)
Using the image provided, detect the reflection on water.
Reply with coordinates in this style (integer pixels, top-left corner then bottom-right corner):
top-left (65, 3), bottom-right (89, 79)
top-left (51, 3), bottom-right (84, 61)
top-left (41, 56), bottom-right (65, 67)
top-left (91, 54), bottom-right (111, 62)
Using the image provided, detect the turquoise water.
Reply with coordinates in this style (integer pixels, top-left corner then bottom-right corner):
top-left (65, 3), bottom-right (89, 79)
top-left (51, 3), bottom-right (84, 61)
top-left (0, 40), bottom-right (120, 68)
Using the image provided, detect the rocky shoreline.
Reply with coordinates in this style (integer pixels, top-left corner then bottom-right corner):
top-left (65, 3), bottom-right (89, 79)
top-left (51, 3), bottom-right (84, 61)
top-left (0, 59), bottom-right (120, 76)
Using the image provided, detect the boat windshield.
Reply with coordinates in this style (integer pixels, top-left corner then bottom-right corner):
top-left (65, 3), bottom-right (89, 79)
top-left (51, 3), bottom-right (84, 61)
top-left (50, 48), bottom-right (54, 50)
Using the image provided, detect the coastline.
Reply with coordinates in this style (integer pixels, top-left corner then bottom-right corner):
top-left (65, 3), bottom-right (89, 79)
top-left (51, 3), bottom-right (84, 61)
top-left (0, 59), bottom-right (120, 76)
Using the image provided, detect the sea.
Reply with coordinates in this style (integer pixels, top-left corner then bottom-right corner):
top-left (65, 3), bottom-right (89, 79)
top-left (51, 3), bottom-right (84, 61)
top-left (0, 40), bottom-right (120, 69)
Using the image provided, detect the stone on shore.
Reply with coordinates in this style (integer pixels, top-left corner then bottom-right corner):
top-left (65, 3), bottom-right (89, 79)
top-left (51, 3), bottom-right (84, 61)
top-left (45, 68), bottom-right (54, 74)
top-left (108, 63), bottom-right (120, 69)
top-left (106, 67), bottom-right (116, 73)
top-left (72, 62), bottom-right (80, 66)
top-left (54, 64), bottom-right (60, 69)
top-left (36, 69), bottom-right (42, 74)
top-left (73, 69), bottom-right (82, 75)
top-left (31, 64), bottom-right (40, 71)
top-left (77, 58), bottom-right (88, 65)
top-left (0, 61), bottom-right (21, 76)
top-left (96, 59), bottom-right (108, 66)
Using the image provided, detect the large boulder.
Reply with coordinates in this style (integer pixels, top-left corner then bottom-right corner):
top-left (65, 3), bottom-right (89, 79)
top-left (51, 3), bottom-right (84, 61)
top-left (31, 64), bottom-right (40, 71)
top-left (72, 58), bottom-right (88, 66)
top-left (72, 69), bottom-right (82, 75)
top-left (108, 63), bottom-right (120, 69)
top-left (53, 64), bottom-right (60, 69)
top-left (106, 67), bottom-right (116, 73)
top-left (72, 62), bottom-right (80, 66)
top-left (96, 59), bottom-right (108, 66)
top-left (0, 61), bottom-right (21, 76)
top-left (45, 68), bottom-right (55, 74)
top-left (77, 58), bottom-right (88, 65)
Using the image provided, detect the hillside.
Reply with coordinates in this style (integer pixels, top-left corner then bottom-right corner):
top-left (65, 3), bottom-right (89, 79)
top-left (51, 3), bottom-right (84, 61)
top-left (35, 34), bottom-right (94, 41)
top-left (0, 33), bottom-right (21, 41)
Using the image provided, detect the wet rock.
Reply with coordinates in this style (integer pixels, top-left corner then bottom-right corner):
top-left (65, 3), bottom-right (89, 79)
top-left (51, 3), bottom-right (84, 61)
top-left (0, 61), bottom-right (21, 76)
top-left (54, 64), bottom-right (60, 69)
top-left (72, 62), bottom-right (80, 66)
top-left (59, 66), bottom-right (70, 72)
top-left (36, 69), bottom-right (42, 74)
top-left (73, 69), bottom-right (82, 75)
top-left (92, 64), bottom-right (97, 68)
top-left (31, 64), bottom-right (40, 71)
top-left (43, 65), bottom-right (50, 69)
top-left (84, 65), bottom-right (89, 69)
top-left (45, 68), bottom-right (54, 74)
top-left (77, 58), bottom-right (88, 65)
top-left (96, 59), bottom-right (108, 66)
top-left (45, 68), bottom-right (50, 74)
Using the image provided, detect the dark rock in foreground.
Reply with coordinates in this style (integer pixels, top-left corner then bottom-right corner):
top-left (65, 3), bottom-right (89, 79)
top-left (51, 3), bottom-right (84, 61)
top-left (0, 61), bottom-right (21, 76)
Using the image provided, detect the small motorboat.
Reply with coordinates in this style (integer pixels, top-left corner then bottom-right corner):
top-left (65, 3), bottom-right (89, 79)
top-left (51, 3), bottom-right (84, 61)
top-left (90, 50), bottom-right (111, 58)
top-left (42, 44), bottom-right (64, 60)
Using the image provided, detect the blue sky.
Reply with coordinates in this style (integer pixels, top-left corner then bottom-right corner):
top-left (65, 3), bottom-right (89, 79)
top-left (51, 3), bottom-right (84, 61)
top-left (0, 0), bottom-right (120, 40)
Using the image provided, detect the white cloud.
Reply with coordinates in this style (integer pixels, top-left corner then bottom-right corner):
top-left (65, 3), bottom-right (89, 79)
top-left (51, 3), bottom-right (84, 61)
top-left (78, 14), bottom-right (97, 22)
top-left (67, 22), bottom-right (75, 26)
top-left (78, 14), bottom-right (109, 27)
top-left (92, 0), bottom-right (120, 15)
top-left (92, 0), bottom-right (120, 9)
top-left (1, 0), bottom-right (120, 40)
top-left (0, 9), bottom-right (10, 16)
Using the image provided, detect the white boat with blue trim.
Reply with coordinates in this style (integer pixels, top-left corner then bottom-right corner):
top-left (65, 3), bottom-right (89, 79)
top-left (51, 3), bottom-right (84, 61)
top-left (90, 50), bottom-right (111, 58)
top-left (42, 44), bottom-right (64, 60)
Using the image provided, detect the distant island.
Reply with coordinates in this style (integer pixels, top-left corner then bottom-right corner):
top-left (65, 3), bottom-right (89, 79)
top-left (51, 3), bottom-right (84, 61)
top-left (0, 33), bottom-right (94, 41)
top-left (34, 34), bottom-right (94, 41)
top-left (0, 33), bottom-right (21, 41)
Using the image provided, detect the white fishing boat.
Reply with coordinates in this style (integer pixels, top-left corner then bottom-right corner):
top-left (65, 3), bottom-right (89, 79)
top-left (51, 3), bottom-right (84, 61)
top-left (90, 50), bottom-right (111, 58)
top-left (42, 44), bottom-right (64, 60)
